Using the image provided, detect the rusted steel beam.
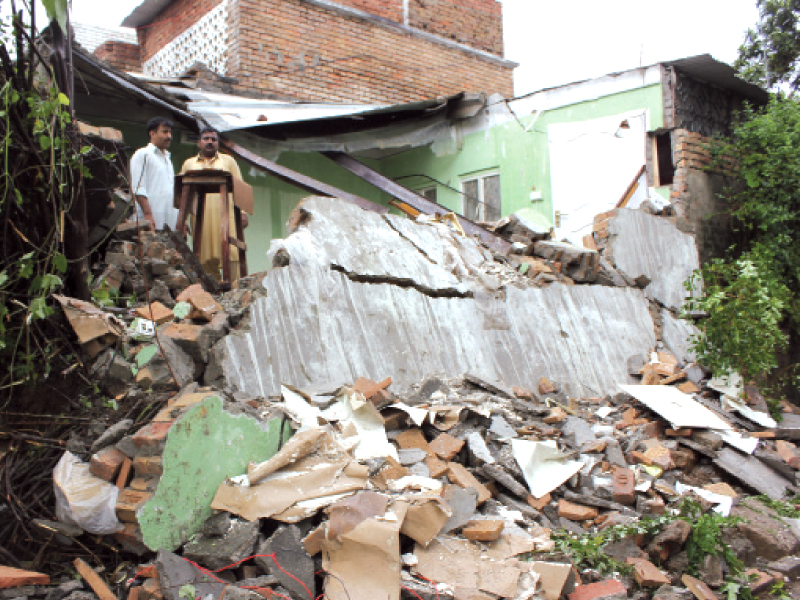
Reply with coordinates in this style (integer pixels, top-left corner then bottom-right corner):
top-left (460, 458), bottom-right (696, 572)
top-left (321, 151), bottom-right (510, 253)
top-left (219, 137), bottom-right (388, 214)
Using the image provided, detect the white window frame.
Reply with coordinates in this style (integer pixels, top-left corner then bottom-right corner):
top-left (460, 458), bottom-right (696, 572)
top-left (460, 170), bottom-right (501, 221)
top-left (415, 185), bottom-right (438, 203)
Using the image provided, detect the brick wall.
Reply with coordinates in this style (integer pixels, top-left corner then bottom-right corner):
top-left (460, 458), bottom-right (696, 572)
top-left (669, 129), bottom-right (736, 263)
top-left (229, 0), bottom-right (513, 103)
top-left (409, 0), bottom-right (503, 56)
top-left (94, 41), bottom-right (142, 73)
top-left (136, 0), bottom-right (222, 63)
top-left (332, 0), bottom-right (404, 22)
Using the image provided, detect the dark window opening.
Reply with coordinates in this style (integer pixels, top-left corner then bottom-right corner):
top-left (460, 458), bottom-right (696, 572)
top-left (655, 132), bottom-right (675, 186)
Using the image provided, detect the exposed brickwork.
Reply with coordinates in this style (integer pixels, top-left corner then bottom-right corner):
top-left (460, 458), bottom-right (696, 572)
top-left (409, 0), bottom-right (503, 56)
top-left (333, 0), bottom-right (403, 22)
top-left (229, 0), bottom-right (513, 103)
top-left (93, 41), bottom-right (142, 72)
top-left (669, 129), bottom-right (736, 263)
top-left (136, 0), bottom-right (222, 64)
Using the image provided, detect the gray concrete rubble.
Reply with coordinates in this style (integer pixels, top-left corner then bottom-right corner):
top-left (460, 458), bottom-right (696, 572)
top-left (605, 208), bottom-right (701, 310)
top-left (209, 264), bottom-right (656, 398)
top-left (212, 197), bottom-right (657, 398)
top-left (37, 195), bottom-right (800, 600)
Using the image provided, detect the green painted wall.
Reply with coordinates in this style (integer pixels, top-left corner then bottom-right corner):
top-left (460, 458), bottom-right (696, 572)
top-left (138, 395), bottom-right (291, 551)
top-left (85, 83), bottom-right (667, 275)
top-left (378, 84), bottom-right (667, 230)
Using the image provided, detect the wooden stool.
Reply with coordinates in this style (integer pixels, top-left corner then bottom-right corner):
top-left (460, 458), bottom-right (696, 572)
top-left (174, 169), bottom-right (249, 287)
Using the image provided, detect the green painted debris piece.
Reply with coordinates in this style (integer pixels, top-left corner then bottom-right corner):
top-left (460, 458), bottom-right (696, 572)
top-left (138, 395), bottom-right (291, 551)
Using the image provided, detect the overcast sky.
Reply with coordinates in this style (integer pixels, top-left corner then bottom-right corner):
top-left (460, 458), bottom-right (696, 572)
top-left (66, 0), bottom-right (760, 96)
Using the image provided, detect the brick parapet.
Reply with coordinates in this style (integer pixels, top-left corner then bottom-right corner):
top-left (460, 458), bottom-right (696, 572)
top-left (136, 0), bottom-right (222, 64)
top-left (228, 0), bottom-right (513, 103)
top-left (93, 41), bottom-right (142, 73)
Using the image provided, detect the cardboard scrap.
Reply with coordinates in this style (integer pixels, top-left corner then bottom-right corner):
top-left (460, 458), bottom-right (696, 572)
top-left (621, 385), bottom-right (732, 430)
top-left (321, 496), bottom-right (406, 600)
top-left (511, 439), bottom-right (585, 499)
top-left (55, 295), bottom-right (125, 347)
top-left (211, 427), bottom-right (368, 522)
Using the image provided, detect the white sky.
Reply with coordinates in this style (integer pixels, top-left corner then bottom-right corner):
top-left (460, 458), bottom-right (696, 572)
top-left (65, 0), bottom-right (760, 96)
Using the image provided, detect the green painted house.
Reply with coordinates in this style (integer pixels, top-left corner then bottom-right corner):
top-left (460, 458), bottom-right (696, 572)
top-left (75, 51), bottom-right (766, 272)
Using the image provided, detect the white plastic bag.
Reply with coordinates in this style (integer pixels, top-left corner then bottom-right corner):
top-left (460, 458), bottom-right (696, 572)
top-left (53, 451), bottom-right (123, 534)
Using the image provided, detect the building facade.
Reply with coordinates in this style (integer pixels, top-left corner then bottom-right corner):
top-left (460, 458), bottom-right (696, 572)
top-left (119, 0), bottom-right (515, 103)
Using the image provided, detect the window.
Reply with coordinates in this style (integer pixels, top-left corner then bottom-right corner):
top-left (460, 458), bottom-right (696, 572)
top-left (651, 131), bottom-right (675, 187)
top-left (461, 173), bottom-right (501, 221)
top-left (416, 186), bottom-right (437, 203)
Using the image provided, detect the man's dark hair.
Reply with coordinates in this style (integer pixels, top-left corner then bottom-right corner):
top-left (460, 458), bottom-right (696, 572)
top-left (147, 117), bottom-right (173, 134)
top-left (198, 126), bottom-right (218, 137)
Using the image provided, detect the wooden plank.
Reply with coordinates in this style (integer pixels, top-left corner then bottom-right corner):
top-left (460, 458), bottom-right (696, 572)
top-left (74, 558), bottom-right (119, 600)
top-left (389, 199), bottom-right (422, 218)
top-left (713, 447), bottom-right (793, 500)
top-left (219, 137), bottom-right (388, 215)
top-left (616, 165), bottom-right (647, 209)
top-left (321, 151), bottom-right (511, 254)
top-left (116, 457), bottom-right (133, 490)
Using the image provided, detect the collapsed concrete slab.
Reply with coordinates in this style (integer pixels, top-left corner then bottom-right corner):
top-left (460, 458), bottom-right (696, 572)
top-left (661, 308), bottom-right (699, 365)
top-left (209, 265), bottom-right (656, 398)
top-left (606, 209), bottom-right (700, 311)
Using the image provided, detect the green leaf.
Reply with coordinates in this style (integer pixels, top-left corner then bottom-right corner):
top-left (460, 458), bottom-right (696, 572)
top-left (0, 270), bottom-right (8, 287)
top-left (41, 0), bottom-right (69, 32)
top-left (39, 135), bottom-right (52, 150)
top-left (53, 253), bottom-right (67, 274)
top-left (57, 92), bottom-right (70, 106)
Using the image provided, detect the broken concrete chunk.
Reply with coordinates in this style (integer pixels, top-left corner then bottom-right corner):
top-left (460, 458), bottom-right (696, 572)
top-left (606, 209), bottom-right (700, 310)
top-left (256, 526), bottom-right (315, 600)
top-left (155, 550), bottom-right (226, 600)
top-left (466, 432), bottom-right (496, 466)
top-left (91, 419), bottom-right (134, 453)
top-left (440, 485), bottom-right (478, 533)
top-left (732, 502), bottom-right (800, 560)
top-left (183, 518), bottom-right (259, 571)
top-left (532, 240), bottom-right (599, 283)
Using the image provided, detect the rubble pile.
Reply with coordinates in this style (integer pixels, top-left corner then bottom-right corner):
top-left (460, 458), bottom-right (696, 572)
top-left (4, 198), bottom-right (800, 600)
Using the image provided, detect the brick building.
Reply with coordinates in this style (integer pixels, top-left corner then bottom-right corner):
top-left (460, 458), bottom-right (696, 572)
top-left (119, 0), bottom-right (516, 103)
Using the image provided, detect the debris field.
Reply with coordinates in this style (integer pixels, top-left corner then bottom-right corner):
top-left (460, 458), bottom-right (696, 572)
top-left (3, 196), bottom-right (800, 600)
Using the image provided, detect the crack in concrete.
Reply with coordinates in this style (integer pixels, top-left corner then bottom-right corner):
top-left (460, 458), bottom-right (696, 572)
top-left (382, 216), bottom-right (439, 265)
top-left (330, 263), bottom-right (473, 299)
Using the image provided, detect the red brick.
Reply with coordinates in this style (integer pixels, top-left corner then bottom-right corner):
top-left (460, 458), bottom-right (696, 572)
top-left (446, 462), bottom-right (491, 504)
top-left (0, 566), bottom-right (50, 589)
top-left (558, 499), bottom-right (599, 521)
top-left (134, 302), bottom-right (174, 325)
top-left (90, 447), bottom-right (127, 482)
top-left (527, 493), bottom-right (551, 511)
top-left (429, 432), bottom-right (465, 461)
top-left (116, 489), bottom-right (152, 523)
top-left (612, 468), bottom-right (635, 506)
top-left (133, 456), bottom-right (164, 477)
top-left (131, 421), bottom-right (173, 449)
top-left (462, 519), bottom-right (504, 542)
top-left (627, 558), bottom-right (670, 586)
top-left (568, 579), bottom-right (626, 600)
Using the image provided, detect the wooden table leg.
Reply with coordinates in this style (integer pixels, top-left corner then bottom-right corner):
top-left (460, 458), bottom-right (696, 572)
top-left (235, 207), bottom-right (248, 278)
top-left (194, 190), bottom-right (206, 260)
top-left (220, 182), bottom-right (231, 284)
top-left (177, 184), bottom-right (192, 237)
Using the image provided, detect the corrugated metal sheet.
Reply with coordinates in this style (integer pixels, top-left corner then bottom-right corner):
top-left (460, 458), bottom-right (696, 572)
top-left (212, 266), bottom-right (656, 398)
top-left (607, 209), bottom-right (700, 311)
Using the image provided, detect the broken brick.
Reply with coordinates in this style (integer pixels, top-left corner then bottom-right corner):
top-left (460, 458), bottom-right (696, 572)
top-left (133, 302), bottom-right (174, 325)
top-left (395, 428), bottom-right (432, 456)
top-left (133, 456), bottom-right (164, 477)
top-left (188, 290), bottom-right (223, 322)
top-left (0, 566), bottom-right (50, 589)
top-left (681, 575), bottom-right (717, 600)
top-left (568, 579), bottom-right (626, 600)
top-left (527, 493), bottom-right (551, 511)
top-left (538, 377), bottom-right (556, 395)
top-left (429, 432), bottom-right (465, 461)
top-left (558, 499), bottom-right (599, 521)
top-left (89, 446), bottom-right (127, 482)
top-left (131, 421), bottom-right (173, 450)
top-left (116, 489), bottom-right (152, 523)
top-left (612, 468), bottom-right (635, 506)
top-left (446, 462), bottom-right (491, 504)
top-left (627, 558), bottom-right (670, 586)
top-left (462, 519), bottom-right (504, 542)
